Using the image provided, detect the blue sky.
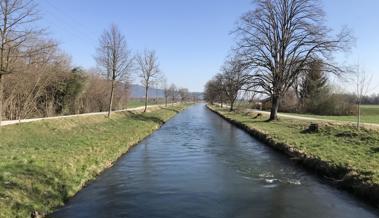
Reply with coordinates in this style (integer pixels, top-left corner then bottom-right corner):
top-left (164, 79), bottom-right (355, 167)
top-left (38, 0), bottom-right (379, 93)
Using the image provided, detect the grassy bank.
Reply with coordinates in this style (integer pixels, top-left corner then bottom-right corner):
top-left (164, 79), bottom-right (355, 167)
top-left (281, 105), bottom-right (379, 124)
top-left (0, 105), bottom-right (188, 218)
top-left (208, 105), bottom-right (379, 207)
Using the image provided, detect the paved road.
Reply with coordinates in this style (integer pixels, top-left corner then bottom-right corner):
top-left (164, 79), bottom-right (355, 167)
top-left (1, 104), bottom-right (170, 127)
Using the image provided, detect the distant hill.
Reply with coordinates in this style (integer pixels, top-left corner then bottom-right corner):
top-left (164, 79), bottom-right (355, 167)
top-left (129, 84), bottom-right (164, 98)
top-left (190, 92), bottom-right (204, 100)
top-left (129, 84), bottom-right (203, 100)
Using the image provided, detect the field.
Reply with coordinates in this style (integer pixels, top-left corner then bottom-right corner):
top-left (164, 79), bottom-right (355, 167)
top-left (282, 105), bottom-right (379, 124)
top-left (0, 105), bottom-right (187, 218)
top-left (210, 105), bottom-right (379, 187)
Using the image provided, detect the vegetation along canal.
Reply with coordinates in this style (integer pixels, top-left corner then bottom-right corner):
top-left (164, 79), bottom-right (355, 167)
top-left (52, 104), bottom-right (379, 218)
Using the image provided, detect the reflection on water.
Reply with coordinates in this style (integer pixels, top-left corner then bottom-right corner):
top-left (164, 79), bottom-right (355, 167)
top-left (52, 104), bottom-right (379, 218)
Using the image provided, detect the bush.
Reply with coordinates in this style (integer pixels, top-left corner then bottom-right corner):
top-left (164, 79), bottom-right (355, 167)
top-left (305, 93), bottom-right (356, 116)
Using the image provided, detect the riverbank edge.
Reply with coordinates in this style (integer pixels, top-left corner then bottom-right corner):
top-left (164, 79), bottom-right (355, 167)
top-left (38, 104), bottom-right (190, 218)
top-left (206, 105), bottom-right (379, 208)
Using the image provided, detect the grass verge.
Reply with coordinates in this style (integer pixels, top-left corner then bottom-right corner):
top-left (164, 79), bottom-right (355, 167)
top-left (280, 105), bottom-right (379, 124)
top-left (208, 105), bottom-right (379, 208)
top-left (0, 104), bottom-right (188, 218)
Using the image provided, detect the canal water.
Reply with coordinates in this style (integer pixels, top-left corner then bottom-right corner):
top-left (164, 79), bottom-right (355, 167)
top-left (52, 104), bottom-right (379, 218)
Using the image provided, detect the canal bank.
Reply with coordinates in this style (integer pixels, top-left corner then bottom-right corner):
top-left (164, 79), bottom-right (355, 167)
top-left (0, 104), bottom-right (189, 218)
top-left (207, 104), bottom-right (379, 209)
top-left (51, 104), bottom-right (378, 218)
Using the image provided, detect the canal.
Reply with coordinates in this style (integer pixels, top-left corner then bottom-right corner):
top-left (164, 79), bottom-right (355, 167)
top-left (52, 104), bottom-right (379, 218)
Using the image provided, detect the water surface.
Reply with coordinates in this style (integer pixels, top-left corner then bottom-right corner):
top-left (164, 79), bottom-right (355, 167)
top-left (52, 104), bottom-right (379, 218)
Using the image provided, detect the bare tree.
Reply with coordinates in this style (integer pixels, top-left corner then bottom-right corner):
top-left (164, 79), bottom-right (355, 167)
top-left (168, 83), bottom-right (177, 105)
top-left (136, 49), bottom-right (160, 112)
top-left (161, 77), bottom-right (169, 107)
top-left (204, 74), bottom-right (226, 107)
top-left (178, 88), bottom-right (189, 102)
top-left (10, 41), bottom-right (67, 120)
top-left (214, 74), bottom-right (227, 107)
top-left (95, 24), bottom-right (133, 118)
top-left (0, 0), bottom-right (43, 125)
top-left (220, 56), bottom-right (250, 111)
top-left (204, 80), bottom-right (218, 105)
top-left (153, 76), bottom-right (166, 104)
top-left (235, 0), bottom-right (351, 120)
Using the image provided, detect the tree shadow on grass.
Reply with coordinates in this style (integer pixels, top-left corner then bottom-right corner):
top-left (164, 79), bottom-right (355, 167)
top-left (244, 119), bottom-right (265, 125)
top-left (161, 108), bottom-right (180, 113)
top-left (127, 112), bottom-right (165, 124)
top-left (125, 108), bottom-right (181, 124)
top-left (370, 147), bottom-right (379, 153)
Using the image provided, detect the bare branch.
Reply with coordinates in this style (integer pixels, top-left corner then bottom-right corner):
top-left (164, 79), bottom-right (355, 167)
top-left (234, 0), bottom-right (352, 120)
top-left (135, 49), bottom-right (161, 112)
top-left (94, 24), bottom-right (133, 117)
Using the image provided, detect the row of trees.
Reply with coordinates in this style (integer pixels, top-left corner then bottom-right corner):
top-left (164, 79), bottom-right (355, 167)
top-left (95, 24), bottom-right (197, 117)
top-left (94, 24), bottom-right (167, 116)
top-left (205, 0), bottom-right (352, 121)
top-left (163, 83), bottom-right (192, 106)
top-left (0, 0), bottom-right (188, 124)
top-left (359, 95), bottom-right (379, 105)
top-left (204, 57), bottom-right (250, 111)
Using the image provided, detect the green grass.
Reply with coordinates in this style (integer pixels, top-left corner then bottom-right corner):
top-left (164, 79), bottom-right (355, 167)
top-left (127, 99), bottom-right (165, 108)
top-left (0, 105), bottom-right (188, 218)
top-left (280, 105), bottom-right (379, 124)
top-left (127, 99), bottom-right (147, 108)
top-left (210, 105), bottom-right (379, 186)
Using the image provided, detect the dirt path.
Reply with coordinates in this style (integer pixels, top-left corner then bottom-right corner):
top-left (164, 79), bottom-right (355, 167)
top-left (247, 109), bottom-right (379, 130)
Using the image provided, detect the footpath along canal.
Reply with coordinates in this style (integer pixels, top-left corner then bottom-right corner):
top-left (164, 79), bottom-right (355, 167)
top-left (51, 104), bottom-right (379, 218)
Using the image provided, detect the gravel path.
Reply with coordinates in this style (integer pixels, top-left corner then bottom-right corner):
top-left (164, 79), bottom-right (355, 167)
top-left (1, 104), bottom-right (168, 127)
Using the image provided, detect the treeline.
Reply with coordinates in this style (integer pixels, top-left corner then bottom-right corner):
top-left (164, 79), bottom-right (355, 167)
top-left (204, 0), bottom-right (355, 120)
top-left (360, 94), bottom-right (379, 105)
top-left (205, 59), bottom-right (357, 116)
top-left (0, 0), bottom-right (189, 123)
top-left (3, 60), bottom-right (130, 120)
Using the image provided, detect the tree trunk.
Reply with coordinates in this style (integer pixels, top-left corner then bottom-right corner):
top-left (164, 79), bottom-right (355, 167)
top-left (165, 97), bottom-right (167, 107)
top-left (0, 74), bottom-right (3, 126)
top-left (357, 101), bottom-right (361, 131)
top-left (144, 85), bottom-right (148, 113)
top-left (107, 79), bottom-right (115, 118)
top-left (269, 95), bottom-right (280, 121)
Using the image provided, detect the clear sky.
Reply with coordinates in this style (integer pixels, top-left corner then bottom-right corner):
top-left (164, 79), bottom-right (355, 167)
top-left (37, 0), bottom-right (379, 93)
